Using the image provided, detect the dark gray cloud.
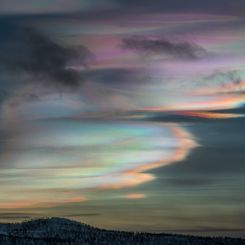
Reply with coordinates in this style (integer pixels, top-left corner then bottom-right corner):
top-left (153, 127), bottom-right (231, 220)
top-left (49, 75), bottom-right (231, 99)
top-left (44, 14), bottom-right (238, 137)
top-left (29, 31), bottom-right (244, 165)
top-left (0, 20), bottom-right (94, 89)
top-left (122, 36), bottom-right (206, 59)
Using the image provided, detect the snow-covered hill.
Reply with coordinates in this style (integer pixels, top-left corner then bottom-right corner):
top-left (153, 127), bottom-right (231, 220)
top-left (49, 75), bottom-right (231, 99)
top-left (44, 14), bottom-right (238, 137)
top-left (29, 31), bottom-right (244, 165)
top-left (0, 217), bottom-right (244, 245)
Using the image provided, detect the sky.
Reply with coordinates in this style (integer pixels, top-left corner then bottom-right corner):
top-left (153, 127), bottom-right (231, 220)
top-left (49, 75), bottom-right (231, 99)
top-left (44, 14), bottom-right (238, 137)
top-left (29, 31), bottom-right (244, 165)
top-left (0, 0), bottom-right (245, 237)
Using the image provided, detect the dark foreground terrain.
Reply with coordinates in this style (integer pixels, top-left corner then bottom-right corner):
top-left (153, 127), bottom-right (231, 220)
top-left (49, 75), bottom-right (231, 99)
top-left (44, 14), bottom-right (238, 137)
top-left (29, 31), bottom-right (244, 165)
top-left (0, 217), bottom-right (244, 245)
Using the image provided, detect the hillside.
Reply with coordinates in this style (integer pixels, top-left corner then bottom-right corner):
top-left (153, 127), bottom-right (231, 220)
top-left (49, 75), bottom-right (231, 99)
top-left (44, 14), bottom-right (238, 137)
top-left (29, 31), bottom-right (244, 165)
top-left (0, 217), bottom-right (244, 245)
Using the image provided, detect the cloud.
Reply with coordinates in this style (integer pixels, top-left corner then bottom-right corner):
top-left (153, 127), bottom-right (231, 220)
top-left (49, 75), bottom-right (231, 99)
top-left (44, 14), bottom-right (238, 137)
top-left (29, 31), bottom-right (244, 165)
top-left (202, 70), bottom-right (241, 88)
top-left (0, 20), bottom-right (94, 89)
top-left (65, 213), bottom-right (100, 217)
top-left (122, 36), bottom-right (206, 59)
top-left (0, 213), bottom-right (34, 220)
top-left (122, 193), bottom-right (146, 199)
top-left (1, 0), bottom-right (244, 16)
top-left (193, 70), bottom-right (245, 96)
top-left (83, 68), bottom-right (149, 87)
top-left (112, 0), bottom-right (245, 16)
top-left (0, 0), bottom-right (117, 15)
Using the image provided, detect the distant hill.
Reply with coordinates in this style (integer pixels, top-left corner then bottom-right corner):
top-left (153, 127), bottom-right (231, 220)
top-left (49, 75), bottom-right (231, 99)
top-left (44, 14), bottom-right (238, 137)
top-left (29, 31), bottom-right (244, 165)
top-left (0, 217), bottom-right (244, 244)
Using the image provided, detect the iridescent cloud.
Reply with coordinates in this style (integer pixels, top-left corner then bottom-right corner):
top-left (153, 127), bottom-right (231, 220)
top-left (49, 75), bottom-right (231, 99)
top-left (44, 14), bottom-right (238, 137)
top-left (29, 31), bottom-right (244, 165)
top-left (0, 110), bottom-right (196, 208)
top-left (0, 5), bottom-right (245, 225)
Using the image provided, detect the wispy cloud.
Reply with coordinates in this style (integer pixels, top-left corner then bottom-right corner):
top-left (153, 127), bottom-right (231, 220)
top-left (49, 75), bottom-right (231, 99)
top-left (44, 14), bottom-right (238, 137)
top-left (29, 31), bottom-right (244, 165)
top-left (122, 36), bottom-right (206, 59)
